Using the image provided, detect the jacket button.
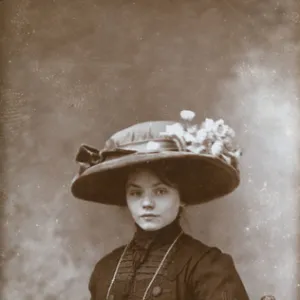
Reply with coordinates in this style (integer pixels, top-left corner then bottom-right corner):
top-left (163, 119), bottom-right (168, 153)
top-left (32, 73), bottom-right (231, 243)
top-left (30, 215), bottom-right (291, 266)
top-left (152, 286), bottom-right (162, 297)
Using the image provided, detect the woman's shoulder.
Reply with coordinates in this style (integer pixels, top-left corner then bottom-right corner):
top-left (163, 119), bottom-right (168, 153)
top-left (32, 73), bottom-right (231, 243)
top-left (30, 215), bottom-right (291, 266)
top-left (93, 245), bottom-right (126, 270)
top-left (179, 234), bottom-right (249, 298)
top-left (88, 245), bottom-right (128, 293)
top-left (180, 233), bottom-right (236, 268)
top-left (167, 233), bottom-right (237, 280)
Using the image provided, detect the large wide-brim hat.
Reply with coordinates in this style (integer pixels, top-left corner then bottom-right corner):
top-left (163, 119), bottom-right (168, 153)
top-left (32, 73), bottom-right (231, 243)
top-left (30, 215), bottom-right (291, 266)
top-left (71, 112), bottom-right (242, 206)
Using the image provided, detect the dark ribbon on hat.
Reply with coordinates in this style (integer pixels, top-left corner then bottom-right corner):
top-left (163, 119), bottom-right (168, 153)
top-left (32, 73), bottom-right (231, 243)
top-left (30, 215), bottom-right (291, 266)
top-left (75, 139), bottom-right (181, 174)
top-left (75, 144), bottom-right (101, 174)
top-left (76, 145), bottom-right (101, 165)
top-left (75, 144), bottom-right (135, 174)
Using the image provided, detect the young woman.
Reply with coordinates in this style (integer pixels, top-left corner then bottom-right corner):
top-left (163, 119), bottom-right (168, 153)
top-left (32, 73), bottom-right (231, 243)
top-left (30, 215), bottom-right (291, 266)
top-left (71, 111), bottom-right (250, 300)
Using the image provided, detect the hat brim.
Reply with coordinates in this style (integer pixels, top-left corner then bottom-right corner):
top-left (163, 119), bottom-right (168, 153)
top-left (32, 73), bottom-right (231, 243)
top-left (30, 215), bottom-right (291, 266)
top-left (71, 152), bottom-right (240, 206)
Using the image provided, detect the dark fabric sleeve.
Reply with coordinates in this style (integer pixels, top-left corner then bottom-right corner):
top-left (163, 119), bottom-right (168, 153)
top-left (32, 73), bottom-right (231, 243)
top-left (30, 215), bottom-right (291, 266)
top-left (189, 247), bottom-right (250, 300)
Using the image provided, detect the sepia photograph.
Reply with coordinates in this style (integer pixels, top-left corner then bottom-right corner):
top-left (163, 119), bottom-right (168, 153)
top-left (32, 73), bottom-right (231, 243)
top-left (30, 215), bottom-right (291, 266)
top-left (1, 0), bottom-right (299, 299)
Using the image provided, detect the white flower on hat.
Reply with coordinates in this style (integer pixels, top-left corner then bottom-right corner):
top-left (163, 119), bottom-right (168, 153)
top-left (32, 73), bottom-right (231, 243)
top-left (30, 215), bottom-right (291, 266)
top-left (163, 123), bottom-right (185, 137)
top-left (187, 144), bottom-right (206, 154)
top-left (196, 128), bottom-right (208, 143)
top-left (183, 132), bottom-right (196, 143)
top-left (187, 124), bottom-right (198, 134)
top-left (202, 118), bottom-right (215, 129)
top-left (211, 140), bottom-right (224, 156)
top-left (213, 119), bottom-right (235, 139)
top-left (180, 110), bottom-right (196, 121)
top-left (160, 111), bottom-right (242, 167)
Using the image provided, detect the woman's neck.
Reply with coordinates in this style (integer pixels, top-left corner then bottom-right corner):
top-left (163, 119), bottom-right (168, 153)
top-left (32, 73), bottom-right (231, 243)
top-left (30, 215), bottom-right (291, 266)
top-left (133, 218), bottom-right (182, 247)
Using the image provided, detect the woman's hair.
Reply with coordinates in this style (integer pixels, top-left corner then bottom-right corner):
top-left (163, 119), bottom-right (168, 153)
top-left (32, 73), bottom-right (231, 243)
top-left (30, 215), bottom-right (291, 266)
top-left (126, 161), bottom-right (187, 205)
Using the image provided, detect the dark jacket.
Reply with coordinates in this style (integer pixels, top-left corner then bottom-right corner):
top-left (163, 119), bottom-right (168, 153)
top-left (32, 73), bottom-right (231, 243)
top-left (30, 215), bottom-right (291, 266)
top-left (88, 232), bottom-right (250, 300)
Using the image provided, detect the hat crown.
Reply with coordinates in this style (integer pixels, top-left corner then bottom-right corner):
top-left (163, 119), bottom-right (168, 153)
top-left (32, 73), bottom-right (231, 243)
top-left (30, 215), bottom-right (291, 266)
top-left (105, 121), bottom-right (176, 150)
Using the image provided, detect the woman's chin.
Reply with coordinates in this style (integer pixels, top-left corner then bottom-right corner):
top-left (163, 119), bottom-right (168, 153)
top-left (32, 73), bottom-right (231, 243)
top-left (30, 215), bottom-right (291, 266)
top-left (138, 221), bottom-right (162, 231)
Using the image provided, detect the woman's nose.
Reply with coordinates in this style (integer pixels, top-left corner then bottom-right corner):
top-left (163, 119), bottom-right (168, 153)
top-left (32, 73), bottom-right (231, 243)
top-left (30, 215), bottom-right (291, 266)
top-left (141, 195), bottom-right (155, 209)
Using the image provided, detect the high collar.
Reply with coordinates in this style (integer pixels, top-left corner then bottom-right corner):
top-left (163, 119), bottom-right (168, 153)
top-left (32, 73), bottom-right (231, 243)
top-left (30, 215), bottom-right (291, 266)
top-left (132, 218), bottom-right (182, 249)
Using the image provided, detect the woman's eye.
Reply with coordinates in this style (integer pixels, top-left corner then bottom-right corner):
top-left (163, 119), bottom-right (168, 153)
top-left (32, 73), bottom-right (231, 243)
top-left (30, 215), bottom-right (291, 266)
top-left (128, 190), bottom-right (142, 197)
top-left (155, 188), bottom-right (168, 196)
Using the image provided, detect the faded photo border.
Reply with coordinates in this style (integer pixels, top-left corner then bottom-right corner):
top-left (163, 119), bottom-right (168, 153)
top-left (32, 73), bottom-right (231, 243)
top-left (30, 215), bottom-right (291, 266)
top-left (1, 1), bottom-right (300, 299)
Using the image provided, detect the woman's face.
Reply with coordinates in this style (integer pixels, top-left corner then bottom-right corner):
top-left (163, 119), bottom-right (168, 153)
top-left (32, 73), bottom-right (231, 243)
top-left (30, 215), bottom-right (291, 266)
top-left (126, 168), bottom-right (181, 231)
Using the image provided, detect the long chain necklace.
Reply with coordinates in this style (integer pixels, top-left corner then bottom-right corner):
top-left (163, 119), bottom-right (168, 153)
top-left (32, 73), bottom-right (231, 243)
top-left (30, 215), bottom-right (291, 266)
top-left (106, 231), bottom-right (183, 300)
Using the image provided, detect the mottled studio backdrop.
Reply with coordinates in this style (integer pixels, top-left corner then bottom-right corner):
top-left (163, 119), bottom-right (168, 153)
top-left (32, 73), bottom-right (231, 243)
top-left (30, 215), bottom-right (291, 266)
top-left (1, 0), bottom-right (300, 299)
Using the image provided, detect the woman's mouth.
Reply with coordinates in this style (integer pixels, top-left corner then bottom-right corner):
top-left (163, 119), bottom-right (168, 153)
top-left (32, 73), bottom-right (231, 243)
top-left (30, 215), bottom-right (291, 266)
top-left (141, 214), bottom-right (158, 219)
